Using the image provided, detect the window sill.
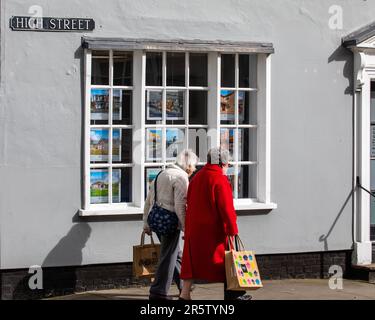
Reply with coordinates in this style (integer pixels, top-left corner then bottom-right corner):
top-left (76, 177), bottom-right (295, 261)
top-left (234, 200), bottom-right (277, 211)
top-left (79, 205), bottom-right (144, 217)
top-left (79, 201), bottom-right (277, 217)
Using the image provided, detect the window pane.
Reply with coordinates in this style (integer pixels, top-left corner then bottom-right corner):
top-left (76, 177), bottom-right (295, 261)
top-left (91, 89), bottom-right (109, 125)
top-left (188, 128), bottom-right (208, 160)
top-left (146, 128), bottom-right (162, 162)
top-left (112, 168), bottom-right (132, 203)
top-left (220, 90), bottom-right (235, 125)
top-left (189, 91), bottom-right (207, 125)
top-left (166, 128), bottom-right (185, 162)
top-left (113, 129), bottom-right (132, 164)
top-left (90, 168), bottom-right (109, 204)
top-left (226, 165), bottom-right (236, 196)
top-left (249, 54), bottom-right (258, 88)
top-left (90, 129), bottom-right (109, 163)
top-left (144, 167), bottom-right (163, 198)
top-left (146, 52), bottom-right (162, 86)
top-left (167, 52), bottom-right (185, 87)
top-left (190, 53), bottom-right (207, 86)
top-left (239, 54), bottom-right (249, 88)
top-left (239, 91), bottom-right (257, 125)
top-left (166, 90), bottom-right (185, 125)
top-left (91, 51), bottom-right (109, 85)
top-left (146, 90), bottom-right (163, 125)
top-left (92, 50), bottom-right (108, 57)
top-left (221, 54), bottom-right (235, 87)
top-left (238, 165), bottom-right (257, 199)
top-left (220, 128), bottom-right (235, 159)
top-left (113, 51), bottom-right (132, 86)
top-left (113, 90), bottom-right (132, 125)
top-left (238, 128), bottom-right (257, 162)
top-left (239, 54), bottom-right (257, 88)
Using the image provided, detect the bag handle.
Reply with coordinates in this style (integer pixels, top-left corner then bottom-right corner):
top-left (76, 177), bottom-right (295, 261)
top-left (141, 231), bottom-right (155, 246)
top-left (234, 235), bottom-right (245, 251)
top-left (153, 171), bottom-right (163, 204)
top-left (227, 236), bottom-right (236, 251)
top-left (227, 235), bottom-right (245, 251)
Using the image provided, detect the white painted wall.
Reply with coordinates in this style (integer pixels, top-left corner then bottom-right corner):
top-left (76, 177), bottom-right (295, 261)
top-left (1, 0), bottom-right (373, 269)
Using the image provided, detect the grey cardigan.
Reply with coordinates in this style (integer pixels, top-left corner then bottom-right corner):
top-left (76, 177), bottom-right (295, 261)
top-left (143, 164), bottom-right (189, 231)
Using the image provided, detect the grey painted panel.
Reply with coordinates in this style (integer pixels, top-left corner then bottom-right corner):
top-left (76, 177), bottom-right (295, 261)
top-left (371, 194), bottom-right (375, 225)
top-left (371, 91), bottom-right (375, 122)
top-left (2, 0), bottom-right (375, 269)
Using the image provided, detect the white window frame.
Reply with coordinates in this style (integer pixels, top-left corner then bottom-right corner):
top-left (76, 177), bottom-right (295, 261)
top-left (81, 50), bottom-right (142, 215)
top-left (143, 51), bottom-right (209, 167)
top-left (219, 53), bottom-right (259, 201)
top-left (80, 48), bottom-right (276, 216)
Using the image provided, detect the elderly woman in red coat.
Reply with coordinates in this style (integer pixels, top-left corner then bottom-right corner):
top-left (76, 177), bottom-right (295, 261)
top-left (179, 147), bottom-right (251, 300)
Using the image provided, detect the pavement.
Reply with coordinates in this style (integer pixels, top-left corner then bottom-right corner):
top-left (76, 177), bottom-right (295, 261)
top-left (47, 279), bottom-right (375, 300)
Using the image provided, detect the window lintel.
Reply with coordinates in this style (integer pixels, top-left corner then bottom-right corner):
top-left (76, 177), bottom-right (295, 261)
top-left (82, 37), bottom-right (274, 54)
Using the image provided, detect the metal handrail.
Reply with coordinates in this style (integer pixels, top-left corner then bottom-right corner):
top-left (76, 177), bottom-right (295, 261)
top-left (356, 176), bottom-right (375, 198)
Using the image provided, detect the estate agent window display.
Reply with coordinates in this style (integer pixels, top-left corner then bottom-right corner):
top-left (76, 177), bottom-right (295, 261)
top-left (81, 46), bottom-right (275, 216)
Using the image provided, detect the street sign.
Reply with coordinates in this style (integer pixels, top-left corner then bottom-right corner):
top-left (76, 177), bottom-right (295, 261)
top-left (10, 16), bottom-right (95, 32)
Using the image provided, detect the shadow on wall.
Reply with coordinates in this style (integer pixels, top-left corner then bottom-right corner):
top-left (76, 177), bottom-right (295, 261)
top-left (42, 223), bottom-right (91, 267)
top-left (321, 45), bottom-right (355, 251)
top-left (12, 223), bottom-right (92, 299)
top-left (319, 189), bottom-right (354, 251)
top-left (328, 45), bottom-right (353, 95)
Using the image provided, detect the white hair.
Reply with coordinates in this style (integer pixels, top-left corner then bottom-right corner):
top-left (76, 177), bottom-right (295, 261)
top-left (175, 149), bottom-right (199, 171)
top-left (207, 147), bottom-right (231, 166)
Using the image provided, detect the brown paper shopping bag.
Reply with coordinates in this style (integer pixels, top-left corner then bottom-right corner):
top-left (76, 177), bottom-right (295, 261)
top-left (133, 232), bottom-right (161, 278)
top-left (225, 235), bottom-right (263, 291)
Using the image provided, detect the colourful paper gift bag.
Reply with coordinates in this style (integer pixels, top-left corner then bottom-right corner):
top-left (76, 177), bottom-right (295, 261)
top-left (225, 236), bottom-right (263, 291)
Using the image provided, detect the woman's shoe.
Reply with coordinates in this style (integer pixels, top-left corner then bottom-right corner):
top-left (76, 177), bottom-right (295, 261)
top-left (178, 284), bottom-right (195, 295)
top-left (149, 292), bottom-right (172, 300)
top-left (236, 294), bottom-right (252, 301)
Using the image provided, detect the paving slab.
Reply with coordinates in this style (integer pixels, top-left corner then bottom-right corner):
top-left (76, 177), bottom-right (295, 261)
top-left (47, 279), bottom-right (375, 300)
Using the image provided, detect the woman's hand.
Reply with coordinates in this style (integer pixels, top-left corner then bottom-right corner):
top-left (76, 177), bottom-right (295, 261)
top-left (143, 227), bottom-right (152, 236)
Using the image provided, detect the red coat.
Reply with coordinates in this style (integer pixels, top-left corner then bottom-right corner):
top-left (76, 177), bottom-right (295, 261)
top-left (180, 163), bottom-right (238, 282)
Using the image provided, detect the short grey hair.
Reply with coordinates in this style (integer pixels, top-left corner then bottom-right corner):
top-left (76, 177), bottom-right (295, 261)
top-left (175, 149), bottom-right (199, 171)
top-left (207, 147), bottom-right (231, 166)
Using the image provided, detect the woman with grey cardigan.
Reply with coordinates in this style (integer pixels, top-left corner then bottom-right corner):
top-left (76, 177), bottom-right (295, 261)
top-left (143, 149), bottom-right (198, 300)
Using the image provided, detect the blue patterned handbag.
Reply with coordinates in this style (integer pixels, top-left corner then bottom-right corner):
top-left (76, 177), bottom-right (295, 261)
top-left (147, 171), bottom-right (179, 236)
